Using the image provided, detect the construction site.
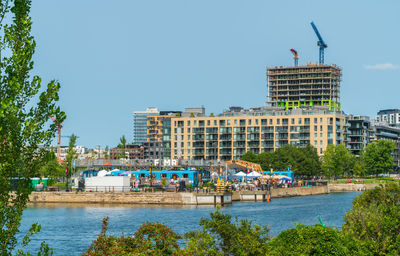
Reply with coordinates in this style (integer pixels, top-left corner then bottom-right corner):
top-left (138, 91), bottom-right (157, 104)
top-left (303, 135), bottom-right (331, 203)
top-left (267, 63), bottom-right (341, 111)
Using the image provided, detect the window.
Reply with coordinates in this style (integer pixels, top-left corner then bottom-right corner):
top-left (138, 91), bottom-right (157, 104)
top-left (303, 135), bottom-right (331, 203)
top-left (227, 120), bottom-right (231, 125)
top-left (214, 120), bottom-right (217, 125)
top-left (298, 118), bottom-right (302, 124)
top-left (314, 126), bottom-right (317, 132)
top-left (248, 119), bottom-right (252, 125)
top-left (187, 135), bottom-right (190, 140)
top-left (269, 119), bottom-right (273, 125)
top-left (187, 128), bottom-right (190, 133)
top-left (320, 141), bottom-right (323, 146)
top-left (187, 142), bottom-right (190, 147)
top-left (314, 133), bottom-right (317, 139)
top-left (277, 119), bottom-right (280, 125)
top-left (234, 119), bottom-right (238, 125)
top-left (314, 141), bottom-right (317, 147)
top-left (320, 148), bottom-right (323, 154)
top-left (255, 119), bottom-right (259, 125)
top-left (314, 118), bottom-right (317, 123)
top-left (194, 120), bottom-right (197, 126)
top-left (320, 133), bottom-right (322, 138)
top-left (320, 125), bottom-right (323, 131)
top-left (320, 118), bottom-right (323, 123)
top-left (207, 120), bottom-right (210, 125)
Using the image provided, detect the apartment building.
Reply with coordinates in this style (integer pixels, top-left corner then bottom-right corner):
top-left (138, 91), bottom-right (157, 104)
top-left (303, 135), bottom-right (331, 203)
top-left (347, 116), bottom-right (371, 156)
top-left (267, 63), bottom-right (341, 111)
top-left (170, 107), bottom-right (346, 161)
top-left (147, 111), bottom-right (181, 160)
top-left (376, 109), bottom-right (400, 128)
top-left (133, 107), bottom-right (159, 143)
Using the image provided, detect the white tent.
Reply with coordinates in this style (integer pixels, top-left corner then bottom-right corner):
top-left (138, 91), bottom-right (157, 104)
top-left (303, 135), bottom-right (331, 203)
top-left (233, 171), bottom-right (247, 177)
top-left (247, 171), bottom-right (262, 178)
top-left (97, 170), bottom-right (109, 177)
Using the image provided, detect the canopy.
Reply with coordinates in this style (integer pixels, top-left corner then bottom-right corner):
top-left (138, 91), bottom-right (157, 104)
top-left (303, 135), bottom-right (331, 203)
top-left (234, 171), bottom-right (247, 177)
top-left (97, 170), bottom-right (109, 177)
top-left (247, 171), bottom-right (262, 178)
top-left (279, 176), bottom-right (292, 181)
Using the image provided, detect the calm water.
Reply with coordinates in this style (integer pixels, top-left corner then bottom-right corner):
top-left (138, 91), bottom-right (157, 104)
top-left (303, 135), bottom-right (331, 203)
top-left (19, 192), bottom-right (360, 256)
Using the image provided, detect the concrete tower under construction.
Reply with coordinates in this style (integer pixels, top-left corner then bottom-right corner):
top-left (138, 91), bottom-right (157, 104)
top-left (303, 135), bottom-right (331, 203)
top-left (267, 63), bottom-right (342, 111)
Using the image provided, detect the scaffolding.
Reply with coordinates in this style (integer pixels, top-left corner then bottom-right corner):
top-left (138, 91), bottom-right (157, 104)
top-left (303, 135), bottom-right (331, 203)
top-left (267, 63), bottom-right (342, 111)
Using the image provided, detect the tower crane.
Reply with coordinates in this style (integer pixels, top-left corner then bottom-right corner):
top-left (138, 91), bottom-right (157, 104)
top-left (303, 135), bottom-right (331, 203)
top-left (310, 21), bottom-right (327, 64)
top-left (290, 49), bottom-right (299, 66)
top-left (50, 117), bottom-right (62, 163)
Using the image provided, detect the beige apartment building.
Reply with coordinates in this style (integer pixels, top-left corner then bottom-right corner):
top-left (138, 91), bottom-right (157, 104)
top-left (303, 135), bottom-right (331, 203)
top-left (170, 107), bottom-right (346, 161)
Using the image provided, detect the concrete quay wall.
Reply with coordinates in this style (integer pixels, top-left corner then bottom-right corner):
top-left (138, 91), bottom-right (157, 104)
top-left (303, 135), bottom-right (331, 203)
top-left (328, 183), bottom-right (382, 192)
top-left (271, 185), bottom-right (328, 198)
top-left (29, 192), bottom-right (232, 205)
top-left (29, 186), bottom-right (328, 205)
top-left (232, 185), bottom-right (328, 201)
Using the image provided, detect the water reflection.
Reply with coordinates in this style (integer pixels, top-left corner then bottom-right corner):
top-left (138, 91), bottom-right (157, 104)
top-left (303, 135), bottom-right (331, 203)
top-left (21, 192), bottom-right (360, 256)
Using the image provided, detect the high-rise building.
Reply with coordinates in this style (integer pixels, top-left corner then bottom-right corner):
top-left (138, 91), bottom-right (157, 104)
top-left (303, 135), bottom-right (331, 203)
top-left (376, 109), bottom-right (400, 128)
top-left (170, 107), bottom-right (346, 161)
top-left (133, 107), bottom-right (159, 143)
top-left (267, 63), bottom-right (341, 111)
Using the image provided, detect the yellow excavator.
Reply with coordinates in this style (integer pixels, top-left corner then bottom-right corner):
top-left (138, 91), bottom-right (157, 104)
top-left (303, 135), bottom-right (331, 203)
top-left (225, 160), bottom-right (263, 174)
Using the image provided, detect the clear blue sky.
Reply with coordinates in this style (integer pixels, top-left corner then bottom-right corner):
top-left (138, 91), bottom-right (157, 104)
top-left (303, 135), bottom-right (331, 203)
top-left (31, 0), bottom-right (400, 148)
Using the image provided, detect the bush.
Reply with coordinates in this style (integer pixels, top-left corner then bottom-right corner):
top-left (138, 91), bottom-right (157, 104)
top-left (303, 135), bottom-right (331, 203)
top-left (268, 224), bottom-right (362, 256)
top-left (83, 217), bottom-right (182, 256)
top-left (342, 183), bottom-right (400, 255)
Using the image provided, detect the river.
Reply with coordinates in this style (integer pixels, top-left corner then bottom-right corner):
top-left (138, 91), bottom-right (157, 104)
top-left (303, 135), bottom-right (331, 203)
top-left (18, 192), bottom-right (360, 256)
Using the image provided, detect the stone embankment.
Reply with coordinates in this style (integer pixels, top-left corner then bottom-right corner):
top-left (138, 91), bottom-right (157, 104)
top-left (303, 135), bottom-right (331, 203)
top-left (328, 183), bottom-right (382, 192)
top-left (29, 191), bottom-right (232, 205)
top-left (29, 185), bottom-right (328, 205)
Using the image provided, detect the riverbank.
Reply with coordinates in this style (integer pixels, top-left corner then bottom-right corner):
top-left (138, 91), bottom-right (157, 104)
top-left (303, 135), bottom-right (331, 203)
top-left (28, 185), bottom-right (328, 205)
top-left (328, 183), bottom-right (382, 192)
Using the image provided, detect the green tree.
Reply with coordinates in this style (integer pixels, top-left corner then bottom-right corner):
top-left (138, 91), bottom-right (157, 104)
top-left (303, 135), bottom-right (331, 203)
top-left (342, 183), bottom-right (400, 255)
top-left (240, 151), bottom-right (257, 163)
top-left (40, 151), bottom-right (64, 179)
top-left (118, 135), bottom-right (127, 158)
top-left (65, 134), bottom-right (77, 191)
top-left (0, 0), bottom-right (65, 254)
top-left (295, 144), bottom-right (321, 177)
top-left (256, 152), bottom-right (274, 172)
top-left (119, 135), bottom-right (127, 149)
top-left (181, 207), bottom-right (270, 255)
top-left (322, 144), bottom-right (355, 178)
top-left (268, 224), bottom-right (362, 256)
top-left (83, 217), bottom-right (182, 256)
top-left (363, 140), bottom-right (395, 176)
top-left (103, 145), bottom-right (109, 160)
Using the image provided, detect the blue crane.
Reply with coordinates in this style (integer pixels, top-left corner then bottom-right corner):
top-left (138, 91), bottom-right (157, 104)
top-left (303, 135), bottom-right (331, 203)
top-left (310, 21), bottom-right (327, 64)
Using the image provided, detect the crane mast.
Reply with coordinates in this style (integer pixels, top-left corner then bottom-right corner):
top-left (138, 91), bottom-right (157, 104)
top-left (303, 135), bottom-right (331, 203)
top-left (310, 21), bottom-right (328, 64)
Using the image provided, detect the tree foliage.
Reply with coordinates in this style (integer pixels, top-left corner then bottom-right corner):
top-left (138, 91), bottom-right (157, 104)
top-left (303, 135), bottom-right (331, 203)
top-left (0, 0), bottom-right (65, 254)
top-left (83, 217), bottom-right (182, 256)
top-left (181, 207), bottom-right (270, 255)
top-left (268, 224), bottom-right (363, 256)
top-left (241, 145), bottom-right (321, 177)
top-left (363, 140), bottom-right (396, 175)
top-left (342, 183), bottom-right (400, 255)
top-left (322, 145), bottom-right (355, 178)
